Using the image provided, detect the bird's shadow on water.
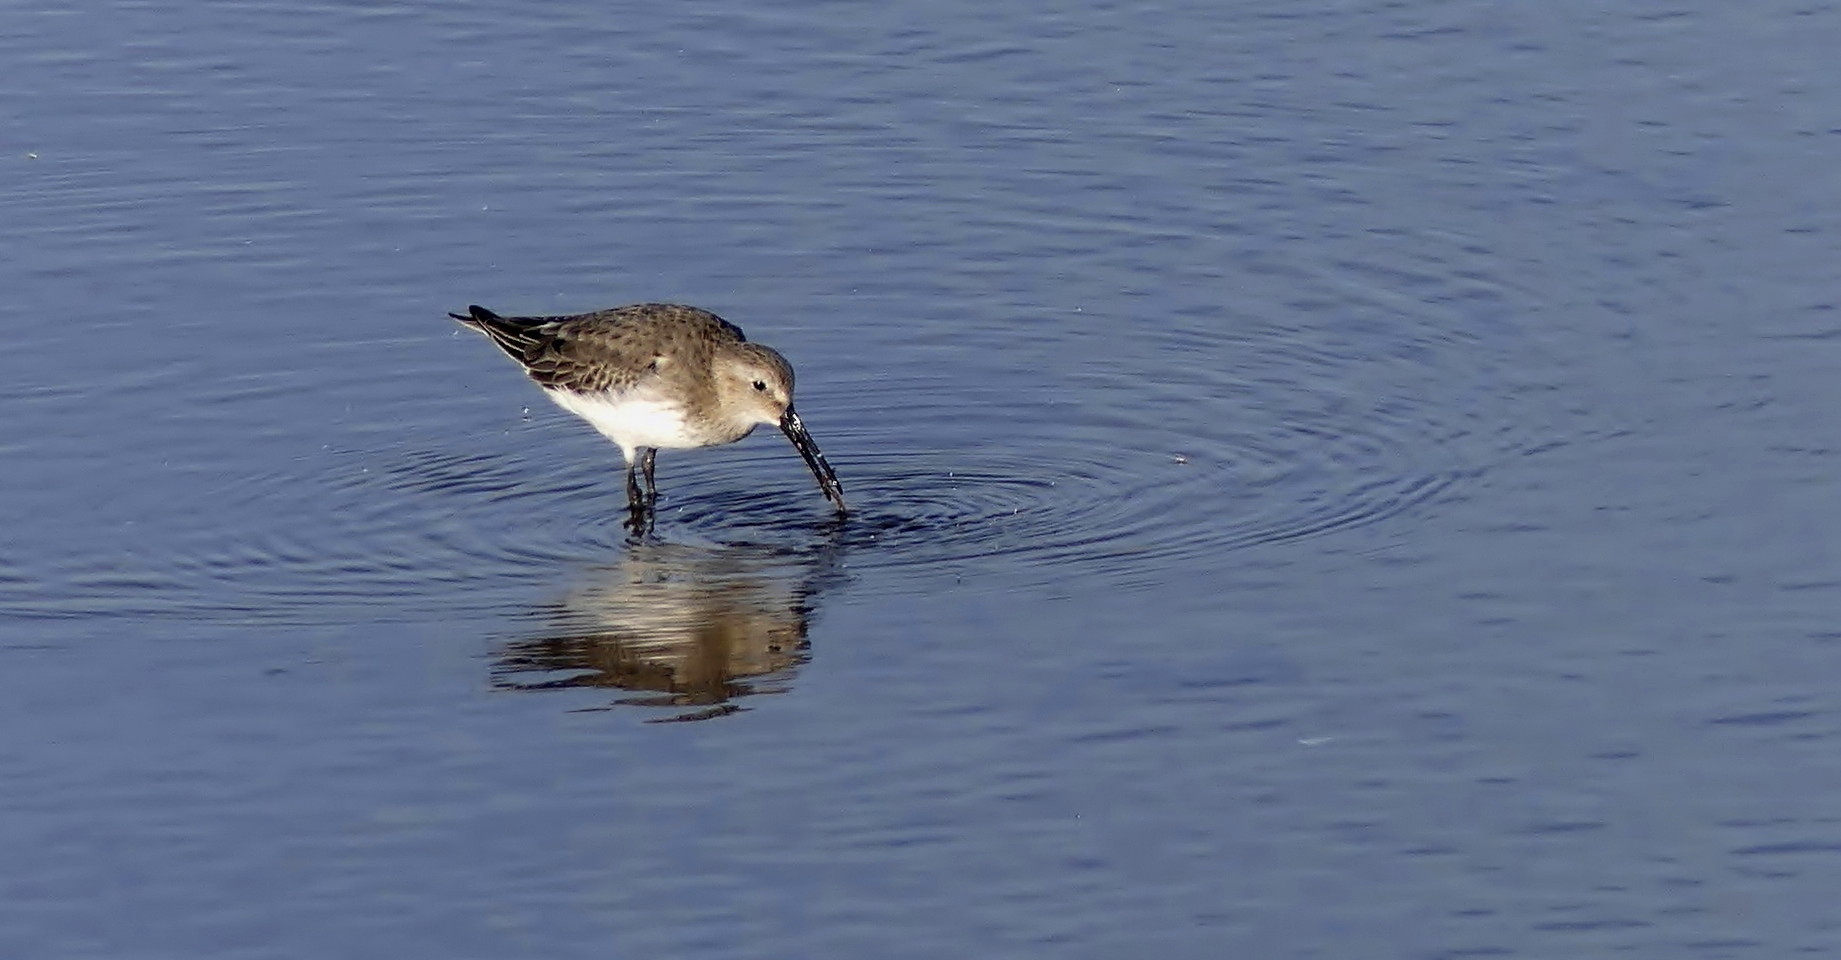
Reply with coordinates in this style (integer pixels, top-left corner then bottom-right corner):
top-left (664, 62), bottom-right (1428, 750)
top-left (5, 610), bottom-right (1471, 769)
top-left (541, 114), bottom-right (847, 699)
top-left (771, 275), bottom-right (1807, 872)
top-left (488, 516), bottom-right (852, 723)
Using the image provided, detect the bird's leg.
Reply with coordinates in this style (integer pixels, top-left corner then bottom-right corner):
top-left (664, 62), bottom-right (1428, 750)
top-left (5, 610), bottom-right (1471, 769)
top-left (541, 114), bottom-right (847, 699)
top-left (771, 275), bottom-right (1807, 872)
top-left (623, 465), bottom-right (653, 538)
top-left (624, 504), bottom-right (654, 538)
top-left (625, 459), bottom-right (646, 509)
top-left (624, 500), bottom-right (654, 538)
top-left (640, 448), bottom-right (659, 504)
top-left (623, 451), bottom-right (660, 538)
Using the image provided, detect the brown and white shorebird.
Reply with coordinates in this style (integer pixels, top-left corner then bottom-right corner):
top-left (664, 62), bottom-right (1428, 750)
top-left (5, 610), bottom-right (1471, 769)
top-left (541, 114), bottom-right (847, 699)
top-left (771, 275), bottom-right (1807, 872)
top-left (450, 303), bottom-right (847, 518)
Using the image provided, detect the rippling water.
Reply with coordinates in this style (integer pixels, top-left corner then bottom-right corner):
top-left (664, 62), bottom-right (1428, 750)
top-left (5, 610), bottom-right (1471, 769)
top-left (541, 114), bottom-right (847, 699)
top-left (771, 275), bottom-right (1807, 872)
top-left (6, 0), bottom-right (1841, 956)
top-left (6, 228), bottom-right (1526, 620)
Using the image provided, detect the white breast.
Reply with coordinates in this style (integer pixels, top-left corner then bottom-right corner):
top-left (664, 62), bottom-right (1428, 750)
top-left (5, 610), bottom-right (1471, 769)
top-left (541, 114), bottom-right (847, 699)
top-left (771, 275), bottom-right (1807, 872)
top-left (546, 388), bottom-right (694, 460)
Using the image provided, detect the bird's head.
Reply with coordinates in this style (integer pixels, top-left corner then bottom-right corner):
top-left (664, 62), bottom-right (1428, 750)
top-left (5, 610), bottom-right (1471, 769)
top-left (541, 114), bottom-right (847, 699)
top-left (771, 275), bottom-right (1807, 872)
top-left (713, 342), bottom-right (847, 514)
top-left (714, 343), bottom-right (797, 429)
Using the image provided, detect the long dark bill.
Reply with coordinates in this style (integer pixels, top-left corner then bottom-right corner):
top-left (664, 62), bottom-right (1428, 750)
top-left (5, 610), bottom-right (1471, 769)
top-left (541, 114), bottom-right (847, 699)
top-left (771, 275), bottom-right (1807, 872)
top-left (779, 407), bottom-right (847, 515)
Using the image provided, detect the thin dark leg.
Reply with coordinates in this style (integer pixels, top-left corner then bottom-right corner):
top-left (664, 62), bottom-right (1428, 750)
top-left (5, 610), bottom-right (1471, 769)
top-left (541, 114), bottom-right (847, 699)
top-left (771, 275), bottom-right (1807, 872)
top-left (624, 470), bottom-right (652, 538)
top-left (625, 460), bottom-right (645, 509)
top-left (623, 452), bottom-right (659, 538)
top-left (624, 501), bottom-right (654, 537)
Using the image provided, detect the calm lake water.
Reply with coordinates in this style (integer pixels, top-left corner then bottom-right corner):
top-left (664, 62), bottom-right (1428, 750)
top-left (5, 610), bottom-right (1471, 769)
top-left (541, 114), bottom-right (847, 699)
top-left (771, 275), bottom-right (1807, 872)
top-left (6, 0), bottom-right (1841, 956)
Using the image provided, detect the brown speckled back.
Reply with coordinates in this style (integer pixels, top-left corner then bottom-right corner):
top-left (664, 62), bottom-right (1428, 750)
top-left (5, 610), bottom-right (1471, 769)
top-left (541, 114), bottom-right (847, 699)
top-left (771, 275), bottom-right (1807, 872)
top-left (454, 302), bottom-right (747, 396)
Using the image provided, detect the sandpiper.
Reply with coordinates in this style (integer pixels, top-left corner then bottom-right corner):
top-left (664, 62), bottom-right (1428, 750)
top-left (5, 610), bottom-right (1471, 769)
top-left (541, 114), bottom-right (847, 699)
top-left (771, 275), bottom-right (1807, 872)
top-left (450, 303), bottom-right (847, 519)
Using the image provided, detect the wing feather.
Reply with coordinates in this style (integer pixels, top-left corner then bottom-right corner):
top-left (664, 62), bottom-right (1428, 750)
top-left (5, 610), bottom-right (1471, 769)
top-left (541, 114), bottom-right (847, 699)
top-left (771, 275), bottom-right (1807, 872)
top-left (451, 303), bottom-right (745, 395)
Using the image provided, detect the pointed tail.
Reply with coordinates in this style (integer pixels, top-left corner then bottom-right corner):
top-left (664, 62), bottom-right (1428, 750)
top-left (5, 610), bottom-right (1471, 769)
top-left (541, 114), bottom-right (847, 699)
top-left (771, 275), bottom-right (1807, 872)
top-left (449, 304), bottom-right (548, 359)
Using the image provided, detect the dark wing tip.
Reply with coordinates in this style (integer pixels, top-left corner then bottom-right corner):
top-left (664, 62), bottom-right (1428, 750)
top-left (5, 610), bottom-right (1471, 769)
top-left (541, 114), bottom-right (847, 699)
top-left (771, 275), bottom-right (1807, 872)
top-left (449, 305), bottom-right (503, 326)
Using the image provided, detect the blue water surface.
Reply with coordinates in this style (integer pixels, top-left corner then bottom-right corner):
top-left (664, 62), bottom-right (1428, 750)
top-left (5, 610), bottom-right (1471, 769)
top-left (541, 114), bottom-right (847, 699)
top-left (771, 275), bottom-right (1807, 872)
top-left (4, 1), bottom-right (1841, 956)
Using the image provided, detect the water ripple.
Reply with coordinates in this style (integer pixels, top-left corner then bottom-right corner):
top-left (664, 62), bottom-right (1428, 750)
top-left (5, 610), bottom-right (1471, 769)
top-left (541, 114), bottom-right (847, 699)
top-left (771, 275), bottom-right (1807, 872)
top-left (0, 232), bottom-right (1541, 622)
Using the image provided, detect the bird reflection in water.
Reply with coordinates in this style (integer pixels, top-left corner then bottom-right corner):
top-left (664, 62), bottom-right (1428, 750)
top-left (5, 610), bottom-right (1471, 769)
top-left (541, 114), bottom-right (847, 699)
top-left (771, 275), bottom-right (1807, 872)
top-left (490, 538), bottom-right (845, 722)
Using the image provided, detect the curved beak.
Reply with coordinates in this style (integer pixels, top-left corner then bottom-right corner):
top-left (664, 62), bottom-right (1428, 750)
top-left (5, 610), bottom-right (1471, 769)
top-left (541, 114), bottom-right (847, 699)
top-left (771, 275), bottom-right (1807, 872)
top-left (779, 406), bottom-right (847, 515)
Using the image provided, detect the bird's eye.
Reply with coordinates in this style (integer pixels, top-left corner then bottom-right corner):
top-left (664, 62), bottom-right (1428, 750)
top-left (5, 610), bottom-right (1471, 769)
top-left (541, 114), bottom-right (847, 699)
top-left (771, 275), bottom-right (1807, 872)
top-left (752, 380), bottom-right (767, 392)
